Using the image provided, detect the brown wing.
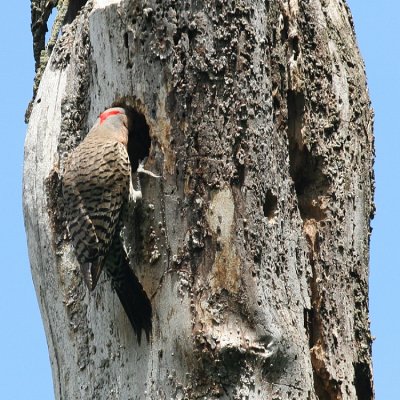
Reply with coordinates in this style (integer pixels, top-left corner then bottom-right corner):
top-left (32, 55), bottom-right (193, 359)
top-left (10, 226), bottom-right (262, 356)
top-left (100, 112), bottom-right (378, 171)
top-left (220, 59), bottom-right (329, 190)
top-left (63, 138), bottom-right (130, 290)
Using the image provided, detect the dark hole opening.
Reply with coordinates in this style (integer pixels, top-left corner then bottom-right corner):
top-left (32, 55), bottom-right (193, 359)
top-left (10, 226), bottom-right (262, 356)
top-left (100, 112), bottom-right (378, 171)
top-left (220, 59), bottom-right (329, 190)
top-left (291, 36), bottom-right (300, 61)
top-left (126, 109), bottom-right (151, 173)
top-left (124, 32), bottom-right (129, 48)
top-left (65, 0), bottom-right (88, 23)
top-left (111, 101), bottom-right (151, 174)
top-left (354, 362), bottom-right (373, 400)
top-left (263, 189), bottom-right (278, 220)
top-left (287, 90), bottom-right (329, 221)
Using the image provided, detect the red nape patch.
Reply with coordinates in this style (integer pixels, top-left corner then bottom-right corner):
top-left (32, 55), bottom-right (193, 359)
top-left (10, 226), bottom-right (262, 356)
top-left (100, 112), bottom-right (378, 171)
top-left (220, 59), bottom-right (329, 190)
top-left (99, 109), bottom-right (123, 124)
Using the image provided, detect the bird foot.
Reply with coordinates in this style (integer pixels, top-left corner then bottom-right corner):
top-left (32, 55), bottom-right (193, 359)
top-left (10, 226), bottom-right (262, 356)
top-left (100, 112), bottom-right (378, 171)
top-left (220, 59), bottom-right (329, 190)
top-left (137, 159), bottom-right (161, 178)
top-left (129, 159), bottom-right (160, 204)
top-left (129, 179), bottom-right (142, 203)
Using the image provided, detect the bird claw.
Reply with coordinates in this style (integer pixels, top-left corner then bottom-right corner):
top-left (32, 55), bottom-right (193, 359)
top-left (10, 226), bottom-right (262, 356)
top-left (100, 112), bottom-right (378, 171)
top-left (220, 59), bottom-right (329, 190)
top-left (137, 159), bottom-right (161, 178)
top-left (129, 179), bottom-right (142, 203)
top-left (129, 160), bottom-right (160, 204)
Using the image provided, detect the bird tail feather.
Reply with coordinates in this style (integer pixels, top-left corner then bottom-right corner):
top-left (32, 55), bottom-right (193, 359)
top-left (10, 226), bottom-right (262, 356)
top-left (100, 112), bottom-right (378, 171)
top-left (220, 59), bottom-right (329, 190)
top-left (113, 260), bottom-right (152, 343)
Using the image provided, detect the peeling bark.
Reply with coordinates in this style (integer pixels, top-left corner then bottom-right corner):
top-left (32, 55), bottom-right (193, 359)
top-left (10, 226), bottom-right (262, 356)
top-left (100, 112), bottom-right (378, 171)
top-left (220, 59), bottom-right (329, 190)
top-left (24, 0), bottom-right (374, 399)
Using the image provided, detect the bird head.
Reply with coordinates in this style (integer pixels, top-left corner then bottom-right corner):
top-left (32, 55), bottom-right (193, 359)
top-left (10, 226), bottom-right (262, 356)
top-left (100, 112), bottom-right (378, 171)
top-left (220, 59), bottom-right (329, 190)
top-left (99, 107), bottom-right (127, 125)
top-left (92, 107), bottom-right (129, 145)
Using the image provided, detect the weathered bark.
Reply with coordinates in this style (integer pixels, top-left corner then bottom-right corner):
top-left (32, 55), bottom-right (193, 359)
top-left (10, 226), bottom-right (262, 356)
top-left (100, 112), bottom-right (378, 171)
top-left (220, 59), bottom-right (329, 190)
top-left (23, 0), bottom-right (374, 399)
top-left (27, 0), bottom-right (88, 121)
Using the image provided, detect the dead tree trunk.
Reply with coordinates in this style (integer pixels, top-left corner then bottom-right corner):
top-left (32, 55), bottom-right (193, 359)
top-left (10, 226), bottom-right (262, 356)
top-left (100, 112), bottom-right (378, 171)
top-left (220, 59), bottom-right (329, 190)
top-left (23, 1), bottom-right (374, 399)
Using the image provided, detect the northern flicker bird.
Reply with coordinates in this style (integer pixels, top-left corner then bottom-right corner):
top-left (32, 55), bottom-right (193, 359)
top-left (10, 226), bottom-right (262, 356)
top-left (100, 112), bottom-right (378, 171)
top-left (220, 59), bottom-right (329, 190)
top-left (62, 107), bottom-right (152, 342)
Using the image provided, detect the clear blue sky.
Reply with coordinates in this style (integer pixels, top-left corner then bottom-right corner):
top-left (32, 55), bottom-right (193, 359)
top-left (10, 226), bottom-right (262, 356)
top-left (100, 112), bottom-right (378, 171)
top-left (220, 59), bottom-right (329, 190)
top-left (347, 1), bottom-right (399, 398)
top-left (0, 1), bottom-right (393, 398)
